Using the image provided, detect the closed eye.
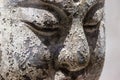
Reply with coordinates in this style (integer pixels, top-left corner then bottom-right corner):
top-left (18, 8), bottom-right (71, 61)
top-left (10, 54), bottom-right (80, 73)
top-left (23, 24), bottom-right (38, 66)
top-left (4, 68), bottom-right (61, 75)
top-left (15, 0), bottom-right (71, 36)
top-left (22, 20), bottom-right (60, 36)
top-left (16, 0), bottom-right (69, 25)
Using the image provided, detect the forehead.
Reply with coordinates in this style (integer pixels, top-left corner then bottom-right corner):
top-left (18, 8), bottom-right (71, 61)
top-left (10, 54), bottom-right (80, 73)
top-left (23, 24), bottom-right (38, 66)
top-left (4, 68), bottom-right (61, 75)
top-left (4, 0), bottom-right (98, 9)
top-left (5, 0), bottom-right (80, 14)
top-left (5, 0), bottom-right (83, 8)
top-left (3, 0), bottom-right (100, 19)
top-left (5, 0), bottom-right (67, 4)
top-left (4, 0), bottom-right (98, 4)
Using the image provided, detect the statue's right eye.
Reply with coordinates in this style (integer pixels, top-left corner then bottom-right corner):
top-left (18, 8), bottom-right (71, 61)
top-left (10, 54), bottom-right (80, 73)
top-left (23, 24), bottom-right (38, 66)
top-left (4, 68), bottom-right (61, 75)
top-left (15, 0), bottom-right (69, 36)
top-left (22, 20), bottom-right (60, 36)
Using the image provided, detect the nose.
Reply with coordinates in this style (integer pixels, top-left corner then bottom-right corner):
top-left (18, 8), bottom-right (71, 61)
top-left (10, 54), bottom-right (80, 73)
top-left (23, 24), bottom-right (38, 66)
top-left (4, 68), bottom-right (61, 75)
top-left (57, 18), bottom-right (90, 71)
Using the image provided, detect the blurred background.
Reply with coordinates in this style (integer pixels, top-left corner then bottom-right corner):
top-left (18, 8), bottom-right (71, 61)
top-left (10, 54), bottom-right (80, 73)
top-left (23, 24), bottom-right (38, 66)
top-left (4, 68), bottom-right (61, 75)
top-left (100, 0), bottom-right (120, 80)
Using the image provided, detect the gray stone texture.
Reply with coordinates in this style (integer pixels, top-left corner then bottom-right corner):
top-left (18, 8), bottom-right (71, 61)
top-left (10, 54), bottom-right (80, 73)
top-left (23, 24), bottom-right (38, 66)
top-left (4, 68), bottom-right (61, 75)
top-left (0, 0), bottom-right (105, 80)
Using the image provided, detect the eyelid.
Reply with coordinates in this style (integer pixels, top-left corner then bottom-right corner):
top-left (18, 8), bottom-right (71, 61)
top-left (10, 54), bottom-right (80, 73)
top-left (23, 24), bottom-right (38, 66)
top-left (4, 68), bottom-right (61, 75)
top-left (16, 0), bottom-right (69, 25)
top-left (83, 8), bottom-right (104, 26)
top-left (22, 20), bottom-right (59, 36)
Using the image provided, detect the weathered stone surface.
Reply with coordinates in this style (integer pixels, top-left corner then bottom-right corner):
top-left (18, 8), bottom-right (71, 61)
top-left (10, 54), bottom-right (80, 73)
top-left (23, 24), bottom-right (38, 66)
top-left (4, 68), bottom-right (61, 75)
top-left (0, 0), bottom-right (105, 80)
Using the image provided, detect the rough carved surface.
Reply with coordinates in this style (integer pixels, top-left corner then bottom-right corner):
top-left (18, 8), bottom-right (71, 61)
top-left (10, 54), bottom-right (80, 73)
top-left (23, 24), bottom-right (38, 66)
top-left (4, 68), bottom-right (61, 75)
top-left (0, 0), bottom-right (105, 80)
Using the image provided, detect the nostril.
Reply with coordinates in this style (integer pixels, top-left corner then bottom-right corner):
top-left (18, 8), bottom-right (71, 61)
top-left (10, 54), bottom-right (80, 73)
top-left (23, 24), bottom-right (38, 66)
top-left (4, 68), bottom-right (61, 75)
top-left (73, 0), bottom-right (79, 2)
top-left (77, 51), bottom-right (86, 64)
top-left (61, 63), bottom-right (69, 68)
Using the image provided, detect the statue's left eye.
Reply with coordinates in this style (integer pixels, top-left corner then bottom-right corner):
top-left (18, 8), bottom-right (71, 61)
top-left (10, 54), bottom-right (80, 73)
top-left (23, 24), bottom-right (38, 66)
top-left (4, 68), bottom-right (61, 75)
top-left (83, 2), bottom-right (104, 26)
top-left (82, 2), bottom-right (104, 51)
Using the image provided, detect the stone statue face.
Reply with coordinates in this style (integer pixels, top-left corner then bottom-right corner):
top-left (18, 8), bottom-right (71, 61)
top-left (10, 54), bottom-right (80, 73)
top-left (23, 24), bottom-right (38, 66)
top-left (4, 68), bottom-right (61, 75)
top-left (0, 0), bottom-right (105, 80)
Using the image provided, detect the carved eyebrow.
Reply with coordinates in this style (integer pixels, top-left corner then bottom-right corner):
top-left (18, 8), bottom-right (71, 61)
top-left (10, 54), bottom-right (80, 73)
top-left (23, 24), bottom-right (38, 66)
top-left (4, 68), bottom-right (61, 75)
top-left (79, 0), bottom-right (104, 18)
top-left (15, 0), bottom-right (70, 25)
top-left (83, 1), bottom-right (104, 26)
